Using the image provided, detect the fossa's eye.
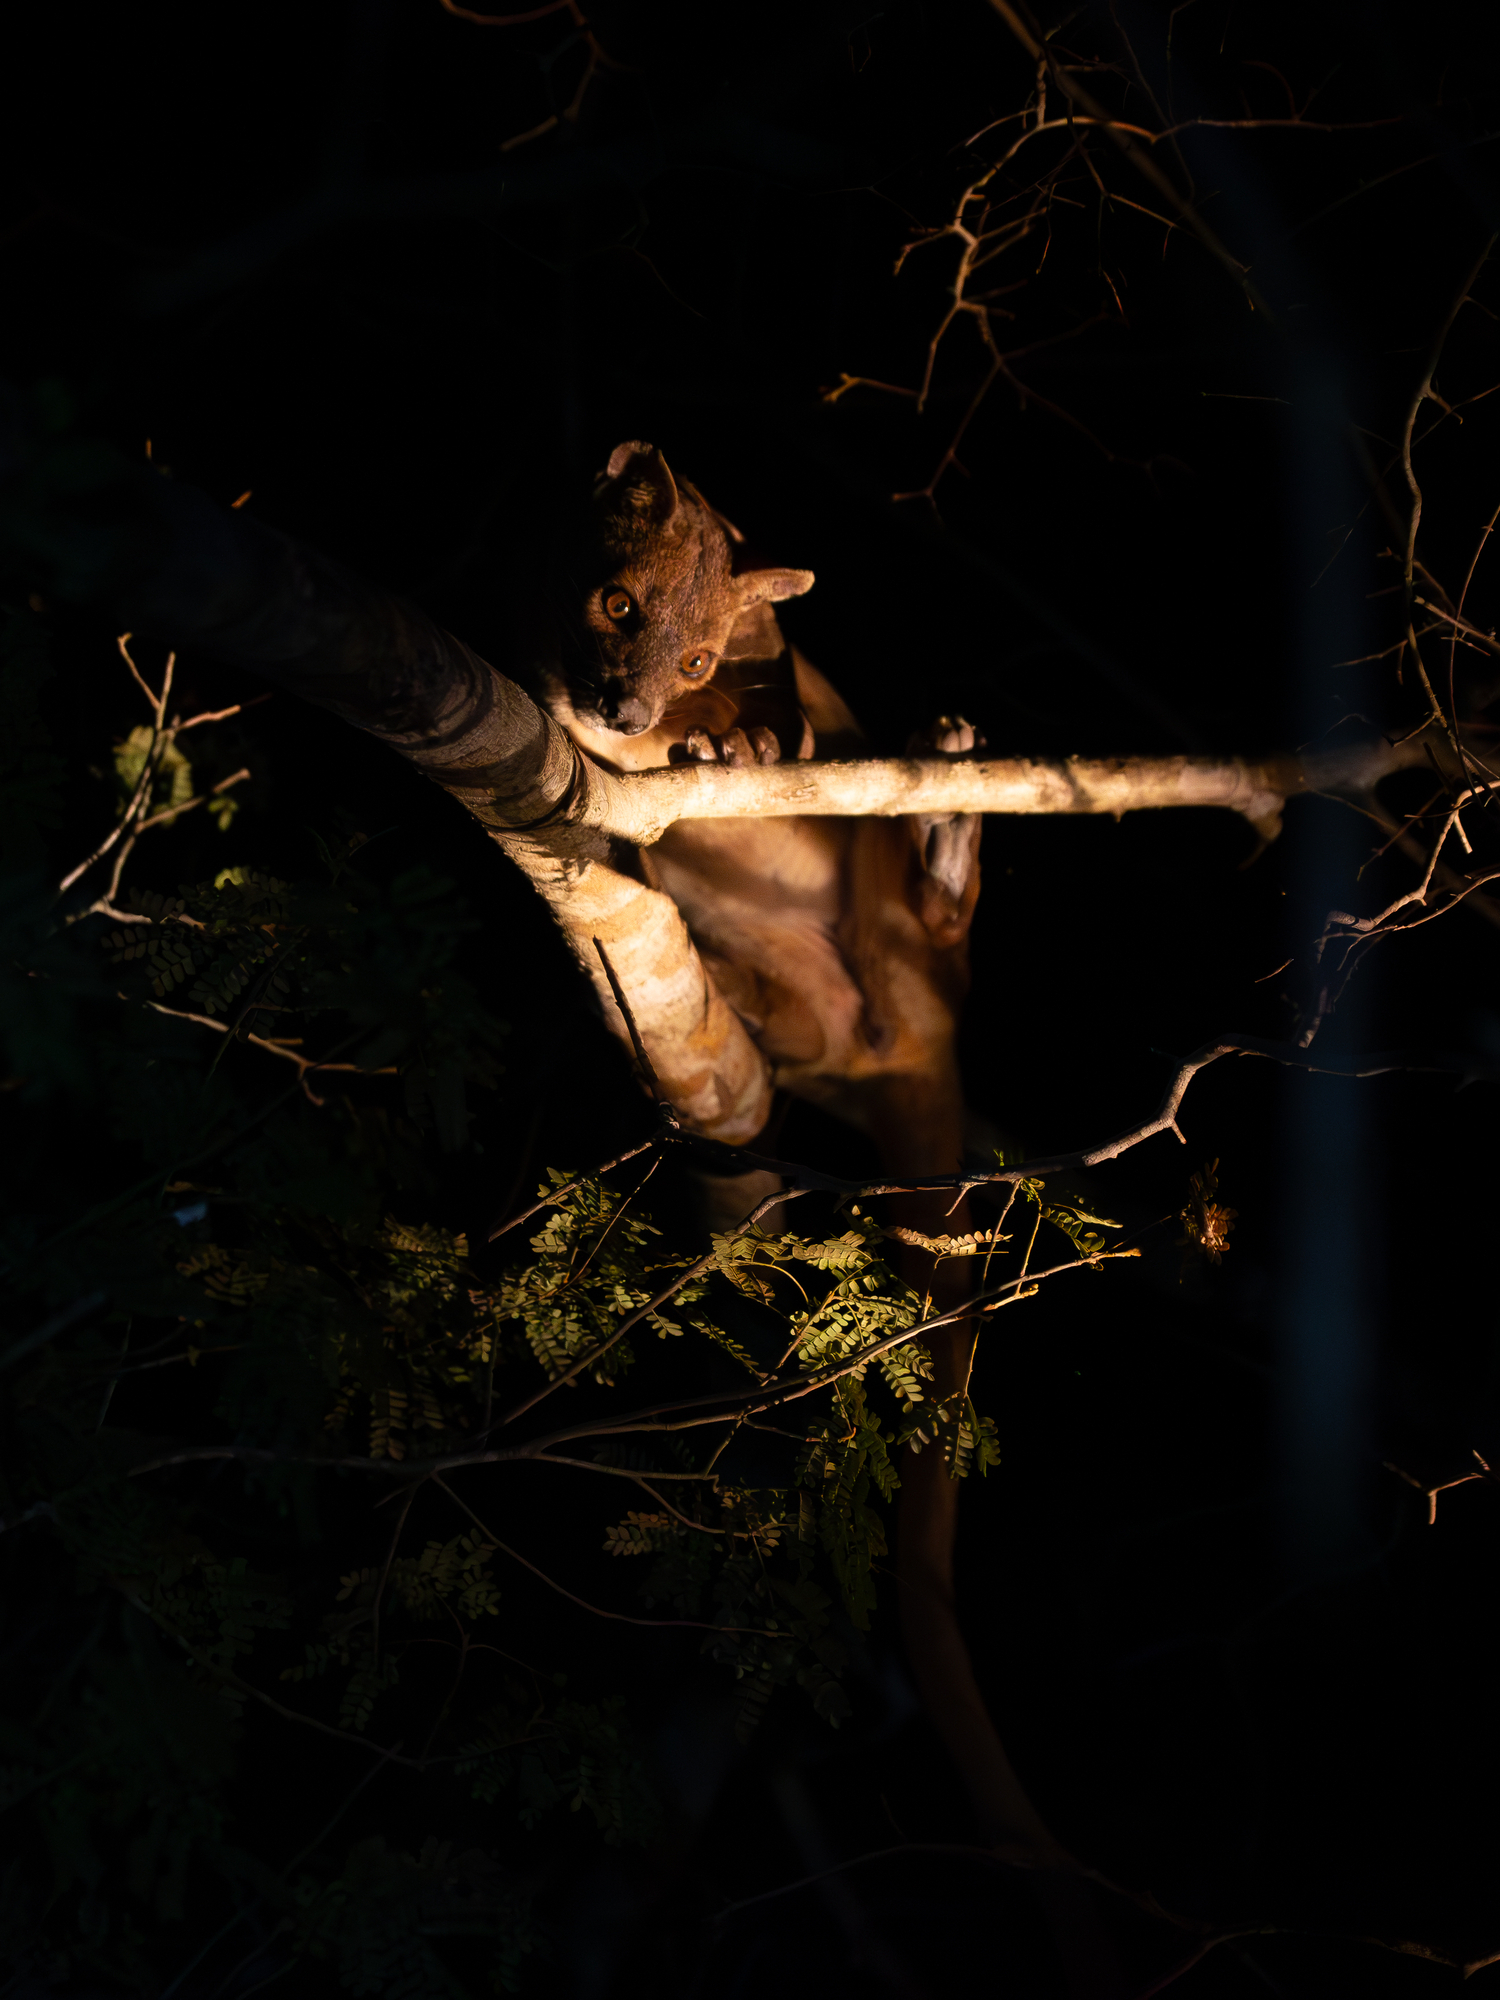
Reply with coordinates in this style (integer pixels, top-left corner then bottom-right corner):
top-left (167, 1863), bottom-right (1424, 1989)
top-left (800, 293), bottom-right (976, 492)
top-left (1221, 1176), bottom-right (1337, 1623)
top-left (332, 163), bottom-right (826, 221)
top-left (604, 590), bottom-right (632, 620)
top-left (682, 653), bottom-right (711, 679)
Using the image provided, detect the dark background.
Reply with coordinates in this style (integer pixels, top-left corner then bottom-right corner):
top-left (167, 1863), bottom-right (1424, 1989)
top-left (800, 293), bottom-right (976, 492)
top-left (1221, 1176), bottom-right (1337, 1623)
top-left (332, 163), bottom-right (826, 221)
top-left (6, 0), bottom-right (1500, 1992)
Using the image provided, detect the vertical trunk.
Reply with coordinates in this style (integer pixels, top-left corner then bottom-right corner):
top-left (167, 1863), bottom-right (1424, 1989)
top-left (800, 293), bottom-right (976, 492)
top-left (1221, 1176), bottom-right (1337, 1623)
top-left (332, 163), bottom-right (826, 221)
top-left (491, 823), bottom-right (771, 1139)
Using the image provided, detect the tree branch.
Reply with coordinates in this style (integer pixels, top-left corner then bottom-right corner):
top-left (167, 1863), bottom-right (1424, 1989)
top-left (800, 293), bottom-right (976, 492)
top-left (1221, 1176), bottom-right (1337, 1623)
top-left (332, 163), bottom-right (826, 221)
top-left (571, 736), bottom-right (1434, 848)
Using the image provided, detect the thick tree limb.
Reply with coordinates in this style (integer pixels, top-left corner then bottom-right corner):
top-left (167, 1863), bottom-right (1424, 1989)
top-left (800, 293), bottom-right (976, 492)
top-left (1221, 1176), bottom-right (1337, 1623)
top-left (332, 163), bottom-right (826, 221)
top-left (557, 738), bottom-right (1431, 848)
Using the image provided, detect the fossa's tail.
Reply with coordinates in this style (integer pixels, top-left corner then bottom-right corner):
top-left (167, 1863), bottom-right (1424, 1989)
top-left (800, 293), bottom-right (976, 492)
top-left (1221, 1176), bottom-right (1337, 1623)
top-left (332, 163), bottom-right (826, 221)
top-left (893, 1208), bottom-right (1128, 1997)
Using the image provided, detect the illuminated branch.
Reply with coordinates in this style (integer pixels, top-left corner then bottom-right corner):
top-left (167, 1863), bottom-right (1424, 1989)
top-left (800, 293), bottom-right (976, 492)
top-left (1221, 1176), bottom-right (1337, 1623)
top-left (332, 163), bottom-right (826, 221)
top-left (561, 737), bottom-right (1433, 848)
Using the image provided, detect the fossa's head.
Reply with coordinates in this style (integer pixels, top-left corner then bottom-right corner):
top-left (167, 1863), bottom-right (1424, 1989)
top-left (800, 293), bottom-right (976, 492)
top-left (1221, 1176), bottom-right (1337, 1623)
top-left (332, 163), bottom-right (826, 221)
top-left (554, 441), bottom-right (812, 736)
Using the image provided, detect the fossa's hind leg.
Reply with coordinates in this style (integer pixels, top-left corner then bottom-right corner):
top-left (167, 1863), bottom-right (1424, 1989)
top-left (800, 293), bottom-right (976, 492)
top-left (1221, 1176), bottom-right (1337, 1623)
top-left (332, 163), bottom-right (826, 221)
top-left (907, 716), bottom-right (984, 946)
top-left (870, 1080), bottom-right (1126, 1992)
top-left (862, 1076), bottom-right (1061, 1857)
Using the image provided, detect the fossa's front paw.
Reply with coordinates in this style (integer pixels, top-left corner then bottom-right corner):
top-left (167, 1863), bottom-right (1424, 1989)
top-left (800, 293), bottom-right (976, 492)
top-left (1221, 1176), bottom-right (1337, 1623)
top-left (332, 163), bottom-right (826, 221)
top-left (684, 725), bottom-right (781, 767)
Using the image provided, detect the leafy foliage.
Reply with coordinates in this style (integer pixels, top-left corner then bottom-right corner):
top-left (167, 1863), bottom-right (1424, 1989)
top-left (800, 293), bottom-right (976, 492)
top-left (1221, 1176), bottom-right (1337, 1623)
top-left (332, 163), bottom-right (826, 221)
top-left (491, 1170), bottom-right (675, 1388)
top-left (0, 619), bottom-right (1117, 1994)
top-left (456, 1689), bottom-right (658, 1844)
top-left (293, 1838), bottom-right (541, 1997)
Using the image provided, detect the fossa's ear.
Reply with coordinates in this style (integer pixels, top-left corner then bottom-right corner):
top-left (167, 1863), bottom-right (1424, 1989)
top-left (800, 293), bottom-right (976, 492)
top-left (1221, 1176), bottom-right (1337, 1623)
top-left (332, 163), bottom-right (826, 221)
top-left (734, 566), bottom-right (815, 605)
top-left (598, 441), bottom-right (679, 527)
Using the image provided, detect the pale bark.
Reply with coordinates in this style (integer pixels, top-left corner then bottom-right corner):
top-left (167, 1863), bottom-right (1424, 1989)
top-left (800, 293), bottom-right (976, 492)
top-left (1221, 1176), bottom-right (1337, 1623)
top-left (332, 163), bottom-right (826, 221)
top-left (536, 736), bottom-right (1433, 850)
top-left (491, 817), bottom-right (772, 1142)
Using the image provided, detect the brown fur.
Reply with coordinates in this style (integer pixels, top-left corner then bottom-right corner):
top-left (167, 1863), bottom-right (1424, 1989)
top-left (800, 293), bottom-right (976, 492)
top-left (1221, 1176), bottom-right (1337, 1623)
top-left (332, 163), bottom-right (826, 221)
top-left (531, 440), bottom-right (982, 1183)
top-left (520, 443), bottom-right (1085, 1877)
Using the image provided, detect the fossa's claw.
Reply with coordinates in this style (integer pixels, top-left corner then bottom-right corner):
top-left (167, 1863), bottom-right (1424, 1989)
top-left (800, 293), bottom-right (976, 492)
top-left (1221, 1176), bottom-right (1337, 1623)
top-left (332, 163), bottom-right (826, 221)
top-left (684, 725), bottom-right (781, 766)
top-left (909, 713), bottom-right (985, 758)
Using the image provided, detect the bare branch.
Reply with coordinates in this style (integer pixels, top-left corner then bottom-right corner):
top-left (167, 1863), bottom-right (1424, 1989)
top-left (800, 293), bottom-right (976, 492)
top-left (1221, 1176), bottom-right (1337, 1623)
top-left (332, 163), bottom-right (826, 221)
top-left (1400, 236), bottom-right (1497, 747)
top-left (133, 996), bottom-right (398, 1103)
top-left (984, 0), bottom-right (1273, 318)
top-left (133, 766), bottom-right (251, 835)
top-left (573, 736), bottom-right (1436, 850)
top-left (58, 650), bottom-right (176, 892)
top-left (1383, 1451), bottom-right (1496, 1526)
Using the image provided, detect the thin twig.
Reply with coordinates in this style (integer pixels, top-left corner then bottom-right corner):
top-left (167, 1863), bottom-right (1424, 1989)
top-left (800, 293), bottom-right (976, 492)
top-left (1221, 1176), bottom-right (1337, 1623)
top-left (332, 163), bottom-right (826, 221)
top-left (985, 0), bottom-right (1273, 317)
top-left (430, 1477), bottom-right (769, 1633)
top-left (562, 1154), bottom-right (661, 1293)
top-left (58, 680), bottom-right (174, 892)
top-left (132, 766), bottom-right (251, 834)
top-left (1400, 236), bottom-right (1497, 747)
top-left (593, 938), bottom-right (663, 1099)
top-left (1384, 1451), bottom-right (1496, 1526)
top-left (713, 1838), bottom-right (1500, 1983)
top-left (158, 1745), bottom-right (401, 2000)
top-left (529, 1453), bottom-right (725, 1534)
top-left (26, 1030), bottom-right (368, 1264)
top-left (1447, 499), bottom-right (1500, 786)
top-left (370, 1480), bottom-right (423, 1662)
top-left (439, 0), bottom-right (576, 23)
top-left (116, 1584), bottom-right (430, 1768)
top-left (487, 1139), bottom-right (656, 1241)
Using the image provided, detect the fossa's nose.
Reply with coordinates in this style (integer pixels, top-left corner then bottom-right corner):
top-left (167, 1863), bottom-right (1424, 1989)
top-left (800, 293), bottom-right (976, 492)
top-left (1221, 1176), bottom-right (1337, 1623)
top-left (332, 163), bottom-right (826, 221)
top-left (595, 688), bottom-right (654, 735)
